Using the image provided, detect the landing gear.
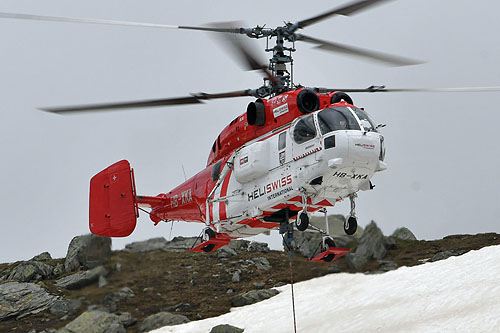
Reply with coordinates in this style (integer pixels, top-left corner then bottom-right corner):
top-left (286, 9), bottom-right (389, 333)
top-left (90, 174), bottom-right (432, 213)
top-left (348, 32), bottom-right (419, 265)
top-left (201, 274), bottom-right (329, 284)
top-left (295, 211), bottom-right (309, 231)
top-left (201, 228), bottom-right (216, 252)
top-left (321, 237), bottom-right (336, 262)
top-left (344, 194), bottom-right (358, 235)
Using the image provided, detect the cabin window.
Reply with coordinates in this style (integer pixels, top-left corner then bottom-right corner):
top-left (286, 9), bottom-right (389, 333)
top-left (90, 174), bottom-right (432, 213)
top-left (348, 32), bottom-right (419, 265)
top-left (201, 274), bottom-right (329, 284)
top-left (353, 108), bottom-right (376, 132)
top-left (211, 160), bottom-right (222, 181)
top-left (292, 114), bottom-right (317, 144)
top-left (317, 107), bottom-right (360, 135)
top-left (211, 141), bottom-right (216, 153)
top-left (278, 132), bottom-right (286, 150)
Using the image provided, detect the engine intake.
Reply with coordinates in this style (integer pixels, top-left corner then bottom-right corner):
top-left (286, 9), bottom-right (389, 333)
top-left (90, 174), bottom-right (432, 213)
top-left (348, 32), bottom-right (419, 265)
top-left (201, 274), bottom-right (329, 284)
top-left (247, 99), bottom-right (266, 126)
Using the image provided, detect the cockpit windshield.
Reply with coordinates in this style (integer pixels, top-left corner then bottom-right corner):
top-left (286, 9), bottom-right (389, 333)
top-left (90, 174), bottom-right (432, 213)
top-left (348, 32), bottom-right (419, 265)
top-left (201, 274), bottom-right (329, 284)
top-left (353, 108), bottom-right (377, 132)
top-left (317, 107), bottom-right (361, 135)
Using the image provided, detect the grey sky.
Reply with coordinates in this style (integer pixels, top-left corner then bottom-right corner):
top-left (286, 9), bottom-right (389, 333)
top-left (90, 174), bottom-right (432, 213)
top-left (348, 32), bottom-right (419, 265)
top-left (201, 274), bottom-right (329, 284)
top-left (1, 0), bottom-right (499, 263)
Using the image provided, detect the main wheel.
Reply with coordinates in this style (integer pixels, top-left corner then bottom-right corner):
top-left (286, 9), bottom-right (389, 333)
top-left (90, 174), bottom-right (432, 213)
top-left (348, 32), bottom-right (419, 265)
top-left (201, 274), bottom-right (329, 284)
top-left (344, 215), bottom-right (358, 235)
top-left (321, 237), bottom-right (336, 262)
top-left (295, 212), bottom-right (309, 231)
top-left (201, 228), bottom-right (216, 253)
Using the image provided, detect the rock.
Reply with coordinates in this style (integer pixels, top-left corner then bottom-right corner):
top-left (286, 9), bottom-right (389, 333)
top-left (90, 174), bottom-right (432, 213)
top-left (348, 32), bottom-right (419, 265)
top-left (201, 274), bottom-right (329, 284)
top-left (392, 227), bottom-right (417, 241)
top-left (231, 271), bottom-right (241, 283)
top-left (345, 221), bottom-right (387, 270)
top-left (218, 246), bottom-right (237, 258)
top-left (49, 299), bottom-right (82, 316)
top-left (53, 263), bottom-right (64, 277)
top-left (102, 287), bottom-right (135, 311)
top-left (231, 289), bottom-right (279, 307)
top-left (55, 266), bottom-right (108, 289)
top-left (99, 275), bottom-right (108, 288)
top-left (163, 236), bottom-right (199, 251)
top-left (274, 282), bottom-right (286, 288)
top-left (118, 312), bottom-right (137, 328)
top-left (327, 266), bottom-right (341, 274)
top-left (252, 257), bottom-right (271, 271)
top-left (210, 324), bottom-right (244, 333)
top-left (58, 310), bottom-right (125, 333)
top-left (247, 241), bottom-right (269, 253)
top-left (378, 260), bottom-right (398, 272)
top-left (31, 252), bottom-right (52, 261)
top-left (7, 261), bottom-right (54, 282)
top-left (0, 282), bottom-right (58, 320)
top-left (138, 312), bottom-right (190, 332)
top-left (164, 303), bottom-right (191, 313)
top-left (125, 237), bottom-right (168, 253)
top-left (284, 231), bottom-right (322, 258)
top-left (64, 234), bottom-right (112, 272)
top-left (228, 240), bottom-right (250, 252)
top-left (430, 249), bottom-right (467, 262)
top-left (253, 282), bottom-right (265, 289)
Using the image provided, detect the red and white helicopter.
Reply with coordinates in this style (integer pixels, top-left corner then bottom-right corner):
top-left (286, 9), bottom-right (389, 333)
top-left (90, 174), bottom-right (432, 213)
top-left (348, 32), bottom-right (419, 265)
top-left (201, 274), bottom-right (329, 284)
top-left (4, 0), bottom-right (499, 262)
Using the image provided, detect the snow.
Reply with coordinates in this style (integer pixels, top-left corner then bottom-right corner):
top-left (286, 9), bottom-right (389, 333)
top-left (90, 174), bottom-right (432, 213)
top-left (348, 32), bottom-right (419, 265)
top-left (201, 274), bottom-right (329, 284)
top-left (154, 245), bottom-right (500, 333)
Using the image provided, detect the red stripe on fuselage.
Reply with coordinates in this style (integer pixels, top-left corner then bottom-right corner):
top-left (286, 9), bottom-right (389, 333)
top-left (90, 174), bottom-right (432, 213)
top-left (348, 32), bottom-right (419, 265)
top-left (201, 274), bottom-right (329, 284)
top-left (219, 169), bottom-right (232, 220)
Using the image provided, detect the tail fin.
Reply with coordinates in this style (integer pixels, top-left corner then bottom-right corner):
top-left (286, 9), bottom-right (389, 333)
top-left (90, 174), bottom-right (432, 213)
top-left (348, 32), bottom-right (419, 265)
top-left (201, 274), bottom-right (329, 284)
top-left (89, 160), bottom-right (138, 237)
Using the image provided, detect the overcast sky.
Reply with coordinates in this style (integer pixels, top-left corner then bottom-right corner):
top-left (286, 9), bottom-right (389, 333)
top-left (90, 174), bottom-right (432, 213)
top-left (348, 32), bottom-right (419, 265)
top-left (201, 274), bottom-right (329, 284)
top-left (1, 0), bottom-right (499, 263)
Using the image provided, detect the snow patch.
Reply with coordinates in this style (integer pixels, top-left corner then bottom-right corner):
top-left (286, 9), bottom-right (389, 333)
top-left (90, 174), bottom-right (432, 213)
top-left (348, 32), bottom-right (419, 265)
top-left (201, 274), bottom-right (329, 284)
top-left (154, 245), bottom-right (500, 332)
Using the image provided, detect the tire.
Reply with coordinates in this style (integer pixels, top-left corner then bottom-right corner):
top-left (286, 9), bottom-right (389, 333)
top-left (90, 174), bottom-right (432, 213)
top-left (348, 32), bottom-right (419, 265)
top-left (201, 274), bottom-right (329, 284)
top-left (321, 237), bottom-right (336, 262)
top-left (344, 216), bottom-right (358, 235)
top-left (202, 228), bottom-right (216, 242)
top-left (201, 244), bottom-right (216, 253)
top-left (295, 212), bottom-right (309, 231)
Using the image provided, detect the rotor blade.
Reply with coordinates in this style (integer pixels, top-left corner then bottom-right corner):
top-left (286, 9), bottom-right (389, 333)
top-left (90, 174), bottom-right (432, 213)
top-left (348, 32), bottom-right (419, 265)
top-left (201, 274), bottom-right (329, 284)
top-left (40, 90), bottom-right (253, 114)
top-left (296, 34), bottom-right (422, 67)
top-left (316, 85), bottom-right (500, 93)
top-left (0, 12), bottom-right (243, 33)
top-left (296, 0), bottom-right (391, 29)
top-left (209, 22), bottom-right (278, 83)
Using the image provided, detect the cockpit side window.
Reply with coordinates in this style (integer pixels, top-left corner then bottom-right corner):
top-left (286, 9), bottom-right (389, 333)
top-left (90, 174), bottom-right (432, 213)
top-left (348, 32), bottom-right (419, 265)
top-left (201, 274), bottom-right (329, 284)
top-left (318, 107), bottom-right (360, 135)
top-left (292, 114), bottom-right (317, 144)
top-left (353, 108), bottom-right (376, 132)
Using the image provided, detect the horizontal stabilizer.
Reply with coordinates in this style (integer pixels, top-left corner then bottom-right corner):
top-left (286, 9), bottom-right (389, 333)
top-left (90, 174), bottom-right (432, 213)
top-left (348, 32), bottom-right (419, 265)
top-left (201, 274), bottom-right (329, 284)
top-left (308, 247), bottom-right (350, 262)
top-left (89, 160), bottom-right (138, 237)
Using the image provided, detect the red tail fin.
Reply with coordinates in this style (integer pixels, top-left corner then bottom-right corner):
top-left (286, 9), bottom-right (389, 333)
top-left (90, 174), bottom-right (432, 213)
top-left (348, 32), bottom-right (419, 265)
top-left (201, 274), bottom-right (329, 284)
top-left (89, 160), bottom-right (138, 237)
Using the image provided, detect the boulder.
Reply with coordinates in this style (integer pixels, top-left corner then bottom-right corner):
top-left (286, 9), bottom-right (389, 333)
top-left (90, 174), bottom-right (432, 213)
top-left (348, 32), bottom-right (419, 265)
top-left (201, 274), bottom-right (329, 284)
top-left (247, 241), bottom-right (269, 253)
top-left (251, 257), bottom-right (271, 271)
top-left (31, 252), bottom-right (52, 261)
top-left (378, 260), bottom-right (398, 272)
top-left (345, 221), bottom-right (387, 270)
top-left (7, 261), bottom-right (54, 282)
top-left (102, 287), bottom-right (135, 311)
top-left (49, 299), bottom-right (82, 316)
top-left (210, 324), bottom-right (244, 333)
top-left (163, 303), bottom-right (191, 313)
top-left (430, 249), bottom-right (467, 262)
top-left (64, 234), bottom-right (112, 272)
top-left (0, 282), bottom-right (58, 320)
top-left (163, 236), bottom-right (199, 251)
top-left (138, 312), bottom-right (190, 332)
top-left (231, 289), bottom-right (279, 307)
top-left (55, 266), bottom-right (108, 289)
top-left (125, 237), bottom-right (168, 253)
top-left (118, 312), bottom-right (137, 328)
top-left (391, 227), bottom-right (417, 241)
top-left (58, 310), bottom-right (125, 333)
top-left (228, 240), bottom-right (250, 252)
top-left (285, 231), bottom-right (322, 258)
top-left (218, 246), bottom-right (237, 258)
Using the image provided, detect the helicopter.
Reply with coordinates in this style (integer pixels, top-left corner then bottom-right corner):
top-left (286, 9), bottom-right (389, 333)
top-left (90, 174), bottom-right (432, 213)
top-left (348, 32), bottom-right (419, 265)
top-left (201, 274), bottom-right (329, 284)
top-left (3, 0), bottom-right (499, 262)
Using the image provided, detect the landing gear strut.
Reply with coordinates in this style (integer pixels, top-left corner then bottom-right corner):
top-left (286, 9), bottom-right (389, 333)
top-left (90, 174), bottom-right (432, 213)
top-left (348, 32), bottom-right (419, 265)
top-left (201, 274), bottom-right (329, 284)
top-left (344, 193), bottom-right (358, 235)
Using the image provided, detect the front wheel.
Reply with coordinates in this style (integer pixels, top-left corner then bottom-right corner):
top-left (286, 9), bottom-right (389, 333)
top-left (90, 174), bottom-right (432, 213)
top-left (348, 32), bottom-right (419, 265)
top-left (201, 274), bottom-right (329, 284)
top-left (295, 212), bottom-right (309, 231)
top-left (201, 228), bottom-right (216, 253)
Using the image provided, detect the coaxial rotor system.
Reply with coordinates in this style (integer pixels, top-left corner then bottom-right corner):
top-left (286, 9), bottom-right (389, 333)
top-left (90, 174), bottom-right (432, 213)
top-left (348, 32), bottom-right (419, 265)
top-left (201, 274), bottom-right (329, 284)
top-left (1, 0), bottom-right (499, 114)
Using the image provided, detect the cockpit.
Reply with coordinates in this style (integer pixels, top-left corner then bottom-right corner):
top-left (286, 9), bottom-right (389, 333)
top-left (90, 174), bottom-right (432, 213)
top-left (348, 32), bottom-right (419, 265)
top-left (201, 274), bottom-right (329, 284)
top-left (292, 106), bottom-right (377, 145)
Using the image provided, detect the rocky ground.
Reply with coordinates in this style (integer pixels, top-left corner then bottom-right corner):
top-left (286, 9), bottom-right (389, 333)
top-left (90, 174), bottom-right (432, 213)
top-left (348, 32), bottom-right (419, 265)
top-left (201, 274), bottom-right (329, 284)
top-left (1, 218), bottom-right (499, 333)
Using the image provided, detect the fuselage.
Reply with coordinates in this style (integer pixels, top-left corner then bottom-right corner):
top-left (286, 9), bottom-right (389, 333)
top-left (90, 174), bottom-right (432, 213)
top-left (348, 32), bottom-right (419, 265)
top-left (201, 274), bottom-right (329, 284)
top-left (137, 89), bottom-right (386, 238)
